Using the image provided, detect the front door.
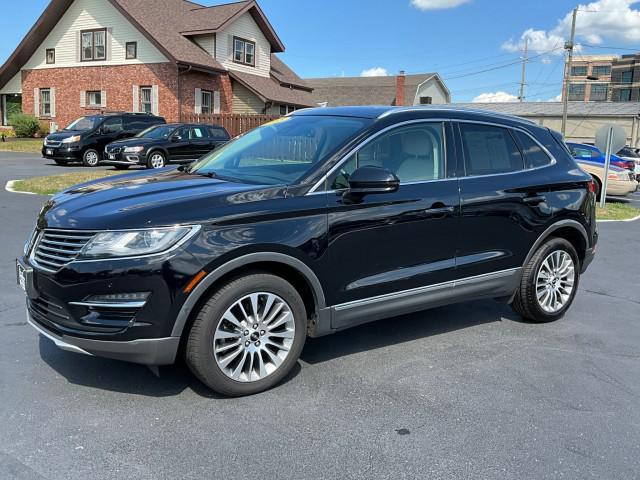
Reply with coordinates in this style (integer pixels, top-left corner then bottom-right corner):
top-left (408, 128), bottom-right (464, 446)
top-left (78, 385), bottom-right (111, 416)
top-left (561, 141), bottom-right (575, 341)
top-left (166, 126), bottom-right (191, 160)
top-left (324, 121), bottom-right (460, 328)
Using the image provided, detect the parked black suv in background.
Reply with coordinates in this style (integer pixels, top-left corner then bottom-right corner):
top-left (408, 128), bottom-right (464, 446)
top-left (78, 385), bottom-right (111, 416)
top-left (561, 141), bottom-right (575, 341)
top-left (19, 106), bottom-right (597, 396)
top-left (42, 112), bottom-right (165, 166)
top-left (103, 123), bottom-right (230, 169)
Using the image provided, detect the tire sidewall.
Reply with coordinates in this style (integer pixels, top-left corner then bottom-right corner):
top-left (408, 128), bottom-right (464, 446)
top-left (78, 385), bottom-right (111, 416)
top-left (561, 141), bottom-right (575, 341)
top-left (82, 149), bottom-right (100, 167)
top-left (187, 274), bottom-right (307, 396)
top-left (525, 238), bottom-right (581, 321)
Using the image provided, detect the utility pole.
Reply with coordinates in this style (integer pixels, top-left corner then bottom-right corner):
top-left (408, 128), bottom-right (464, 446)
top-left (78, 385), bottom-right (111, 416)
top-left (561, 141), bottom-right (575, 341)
top-left (561, 7), bottom-right (578, 136)
top-left (518, 38), bottom-right (528, 102)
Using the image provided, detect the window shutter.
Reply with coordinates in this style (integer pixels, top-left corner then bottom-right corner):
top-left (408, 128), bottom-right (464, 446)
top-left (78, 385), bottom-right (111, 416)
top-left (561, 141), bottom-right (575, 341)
top-left (80, 90), bottom-right (86, 107)
top-left (132, 85), bottom-right (139, 112)
top-left (76, 32), bottom-right (81, 62)
top-left (34, 88), bottom-right (40, 117)
top-left (152, 85), bottom-right (159, 115)
top-left (50, 87), bottom-right (56, 118)
top-left (213, 90), bottom-right (221, 114)
top-left (106, 28), bottom-right (113, 61)
top-left (194, 88), bottom-right (202, 114)
top-left (227, 35), bottom-right (233, 59)
top-left (101, 90), bottom-right (107, 108)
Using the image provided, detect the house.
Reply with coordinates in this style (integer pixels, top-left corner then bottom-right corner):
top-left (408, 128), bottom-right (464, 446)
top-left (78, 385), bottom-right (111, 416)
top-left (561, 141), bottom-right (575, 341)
top-left (454, 101), bottom-right (640, 147)
top-left (306, 71), bottom-right (450, 107)
top-left (0, 0), bottom-right (314, 128)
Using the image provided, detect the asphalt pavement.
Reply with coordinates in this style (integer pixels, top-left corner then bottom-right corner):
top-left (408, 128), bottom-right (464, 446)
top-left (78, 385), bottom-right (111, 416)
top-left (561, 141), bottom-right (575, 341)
top-left (0, 152), bottom-right (639, 480)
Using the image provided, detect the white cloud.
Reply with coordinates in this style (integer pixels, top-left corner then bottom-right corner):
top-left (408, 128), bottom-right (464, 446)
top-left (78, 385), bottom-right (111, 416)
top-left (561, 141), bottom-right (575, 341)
top-left (410, 0), bottom-right (470, 11)
top-left (360, 67), bottom-right (389, 77)
top-left (549, 93), bottom-right (562, 102)
top-left (503, 0), bottom-right (640, 55)
top-left (472, 91), bottom-right (519, 103)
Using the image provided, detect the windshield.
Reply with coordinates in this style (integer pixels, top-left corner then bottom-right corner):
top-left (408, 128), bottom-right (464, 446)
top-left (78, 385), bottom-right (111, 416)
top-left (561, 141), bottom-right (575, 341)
top-left (136, 125), bottom-right (177, 139)
top-left (65, 116), bottom-right (101, 131)
top-left (188, 115), bottom-right (371, 185)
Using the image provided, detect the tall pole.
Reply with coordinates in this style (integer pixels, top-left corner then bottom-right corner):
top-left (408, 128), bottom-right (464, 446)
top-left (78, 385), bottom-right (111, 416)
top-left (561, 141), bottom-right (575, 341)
top-left (519, 38), bottom-right (528, 102)
top-left (561, 7), bottom-right (578, 136)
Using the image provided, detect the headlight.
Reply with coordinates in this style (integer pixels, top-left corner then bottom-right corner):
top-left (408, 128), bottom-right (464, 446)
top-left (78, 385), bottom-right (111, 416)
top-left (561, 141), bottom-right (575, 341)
top-left (124, 146), bottom-right (145, 153)
top-left (23, 227), bottom-right (37, 256)
top-left (78, 226), bottom-right (200, 259)
top-left (61, 135), bottom-right (81, 144)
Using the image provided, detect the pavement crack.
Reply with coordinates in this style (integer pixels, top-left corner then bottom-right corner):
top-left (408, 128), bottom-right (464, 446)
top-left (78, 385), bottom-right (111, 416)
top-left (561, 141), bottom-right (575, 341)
top-left (581, 288), bottom-right (640, 306)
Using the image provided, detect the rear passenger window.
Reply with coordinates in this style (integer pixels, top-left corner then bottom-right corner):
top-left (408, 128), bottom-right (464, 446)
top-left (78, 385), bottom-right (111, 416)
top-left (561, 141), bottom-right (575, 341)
top-left (513, 131), bottom-right (552, 168)
top-left (209, 127), bottom-right (229, 140)
top-left (460, 124), bottom-right (524, 175)
top-left (191, 127), bottom-right (208, 139)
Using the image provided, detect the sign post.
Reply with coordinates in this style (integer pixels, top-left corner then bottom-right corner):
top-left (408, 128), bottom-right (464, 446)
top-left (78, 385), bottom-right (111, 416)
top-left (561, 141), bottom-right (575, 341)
top-left (594, 125), bottom-right (627, 208)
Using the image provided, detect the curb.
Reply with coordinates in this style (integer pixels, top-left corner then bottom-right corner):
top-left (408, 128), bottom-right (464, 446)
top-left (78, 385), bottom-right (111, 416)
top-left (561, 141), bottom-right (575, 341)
top-left (598, 214), bottom-right (640, 223)
top-left (4, 180), bottom-right (46, 196)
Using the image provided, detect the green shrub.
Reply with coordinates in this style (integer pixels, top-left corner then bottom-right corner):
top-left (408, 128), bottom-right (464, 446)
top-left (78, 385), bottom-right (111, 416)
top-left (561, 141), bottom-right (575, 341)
top-left (37, 121), bottom-right (50, 138)
top-left (0, 128), bottom-right (16, 139)
top-left (9, 114), bottom-right (40, 138)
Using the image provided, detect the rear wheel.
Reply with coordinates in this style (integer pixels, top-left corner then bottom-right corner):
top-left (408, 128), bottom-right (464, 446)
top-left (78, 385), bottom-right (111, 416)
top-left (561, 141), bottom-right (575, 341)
top-left (147, 151), bottom-right (166, 169)
top-left (186, 273), bottom-right (306, 396)
top-left (82, 149), bottom-right (100, 167)
top-left (512, 237), bottom-right (580, 323)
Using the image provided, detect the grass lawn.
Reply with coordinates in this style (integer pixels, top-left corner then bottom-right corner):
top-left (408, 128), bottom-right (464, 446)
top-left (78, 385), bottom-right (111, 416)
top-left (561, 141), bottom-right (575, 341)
top-left (10, 171), bottom-right (124, 195)
top-left (0, 138), bottom-right (44, 153)
top-left (596, 202), bottom-right (640, 221)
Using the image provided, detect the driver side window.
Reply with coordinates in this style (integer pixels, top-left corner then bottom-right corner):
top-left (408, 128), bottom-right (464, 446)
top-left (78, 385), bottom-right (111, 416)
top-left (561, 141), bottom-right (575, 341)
top-left (329, 122), bottom-right (445, 190)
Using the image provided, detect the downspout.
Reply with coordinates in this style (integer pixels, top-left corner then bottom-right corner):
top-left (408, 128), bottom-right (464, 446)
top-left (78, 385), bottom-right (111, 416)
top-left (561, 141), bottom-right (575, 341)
top-left (177, 64), bottom-right (192, 122)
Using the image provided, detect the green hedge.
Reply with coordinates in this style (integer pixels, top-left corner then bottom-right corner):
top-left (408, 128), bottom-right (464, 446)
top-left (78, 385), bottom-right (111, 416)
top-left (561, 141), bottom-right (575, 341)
top-left (9, 114), bottom-right (40, 138)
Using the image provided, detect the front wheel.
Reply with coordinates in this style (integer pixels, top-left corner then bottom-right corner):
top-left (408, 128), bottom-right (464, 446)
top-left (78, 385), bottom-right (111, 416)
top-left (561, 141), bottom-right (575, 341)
top-left (186, 273), bottom-right (307, 396)
top-left (82, 149), bottom-right (100, 167)
top-left (512, 238), bottom-right (580, 323)
top-left (147, 151), bottom-right (166, 169)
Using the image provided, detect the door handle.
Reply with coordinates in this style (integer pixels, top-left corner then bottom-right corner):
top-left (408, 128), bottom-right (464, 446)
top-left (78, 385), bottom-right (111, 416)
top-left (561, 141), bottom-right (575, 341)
top-left (424, 204), bottom-right (455, 216)
top-left (523, 195), bottom-right (546, 205)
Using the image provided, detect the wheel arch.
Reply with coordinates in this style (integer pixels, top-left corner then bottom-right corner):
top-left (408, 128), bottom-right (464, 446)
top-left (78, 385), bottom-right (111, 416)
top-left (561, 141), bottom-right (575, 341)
top-left (171, 252), bottom-right (326, 339)
top-left (146, 147), bottom-right (169, 161)
top-left (524, 220), bottom-right (589, 267)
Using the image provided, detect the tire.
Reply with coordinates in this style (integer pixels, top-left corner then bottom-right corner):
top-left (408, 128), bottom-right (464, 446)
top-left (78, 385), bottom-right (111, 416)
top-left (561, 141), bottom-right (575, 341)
top-left (591, 175), bottom-right (602, 201)
top-left (512, 237), bottom-right (580, 323)
top-left (82, 149), bottom-right (100, 167)
top-left (53, 159), bottom-right (67, 166)
top-left (114, 165), bottom-right (130, 170)
top-left (147, 151), bottom-right (166, 169)
top-left (186, 273), bottom-right (307, 397)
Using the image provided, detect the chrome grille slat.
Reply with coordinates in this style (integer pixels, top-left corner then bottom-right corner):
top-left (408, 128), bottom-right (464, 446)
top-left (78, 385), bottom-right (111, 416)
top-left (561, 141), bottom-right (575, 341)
top-left (32, 229), bottom-right (97, 272)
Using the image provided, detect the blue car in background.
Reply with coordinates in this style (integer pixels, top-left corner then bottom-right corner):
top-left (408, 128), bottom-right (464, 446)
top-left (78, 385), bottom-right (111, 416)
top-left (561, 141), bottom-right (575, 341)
top-left (567, 142), bottom-right (636, 173)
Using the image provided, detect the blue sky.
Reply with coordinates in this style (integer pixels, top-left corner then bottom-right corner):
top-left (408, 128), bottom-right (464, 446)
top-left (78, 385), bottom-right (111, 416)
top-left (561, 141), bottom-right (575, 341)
top-left (2, 0), bottom-right (639, 102)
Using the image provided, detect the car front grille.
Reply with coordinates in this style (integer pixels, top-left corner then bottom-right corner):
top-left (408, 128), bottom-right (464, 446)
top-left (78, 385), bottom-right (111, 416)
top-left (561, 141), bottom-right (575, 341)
top-left (105, 146), bottom-right (122, 154)
top-left (45, 140), bottom-right (61, 147)
top-left (32, 229), bottom-right (97, 272)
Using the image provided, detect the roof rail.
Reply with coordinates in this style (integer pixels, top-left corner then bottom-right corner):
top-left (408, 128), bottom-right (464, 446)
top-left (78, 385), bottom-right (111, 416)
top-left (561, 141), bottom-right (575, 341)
top-left (377, 105), bottom-right (538, 126)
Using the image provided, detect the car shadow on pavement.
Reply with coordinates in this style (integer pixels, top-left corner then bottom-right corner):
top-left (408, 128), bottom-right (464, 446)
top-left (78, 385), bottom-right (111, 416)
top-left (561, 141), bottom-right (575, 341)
top-left (301, 299), bottom-right (515, 365)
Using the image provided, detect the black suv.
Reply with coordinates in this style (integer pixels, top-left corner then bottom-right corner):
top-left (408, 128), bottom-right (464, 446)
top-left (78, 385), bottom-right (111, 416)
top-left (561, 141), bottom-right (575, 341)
top-left (42, 112), bottom-right (165, 166)
top-left (103, 123), bottom-right (230, 169)
top-left (18, 106), bottom-right (597, 396)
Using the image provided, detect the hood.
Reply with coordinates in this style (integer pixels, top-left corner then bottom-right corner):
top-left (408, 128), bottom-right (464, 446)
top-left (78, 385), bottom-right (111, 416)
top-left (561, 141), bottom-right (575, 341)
top-left (107, 137), bottom-right (158, 148)
top-left (46, 130), bottom-right (87, 141)
top-left (38, 168), bottom-right (288, 230)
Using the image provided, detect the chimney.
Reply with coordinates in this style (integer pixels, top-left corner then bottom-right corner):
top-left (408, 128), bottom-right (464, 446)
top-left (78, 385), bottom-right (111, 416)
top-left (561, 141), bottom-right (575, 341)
top-left (396, 70), bottom-right (406, 106)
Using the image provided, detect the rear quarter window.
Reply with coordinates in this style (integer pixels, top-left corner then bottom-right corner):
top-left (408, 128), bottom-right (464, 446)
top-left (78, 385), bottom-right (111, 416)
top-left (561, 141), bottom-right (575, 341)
top-left (513, 131), bottom-right (553, 168)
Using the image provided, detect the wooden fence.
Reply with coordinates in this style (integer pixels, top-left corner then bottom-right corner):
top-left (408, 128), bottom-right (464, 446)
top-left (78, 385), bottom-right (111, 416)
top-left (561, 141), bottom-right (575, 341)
top-left (182, 113), bottom-right (280, 137)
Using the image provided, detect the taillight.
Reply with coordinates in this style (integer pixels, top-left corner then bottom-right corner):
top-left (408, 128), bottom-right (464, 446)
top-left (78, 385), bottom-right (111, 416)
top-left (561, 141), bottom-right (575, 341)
top-left (611, 160), bottom-right (625, 169)
top-left (588, 180), bottom-right (596, 193)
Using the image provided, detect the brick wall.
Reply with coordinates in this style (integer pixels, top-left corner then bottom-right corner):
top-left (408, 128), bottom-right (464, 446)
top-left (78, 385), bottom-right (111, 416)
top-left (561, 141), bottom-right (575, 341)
top-left (21, 63), bottom-right (233, 127)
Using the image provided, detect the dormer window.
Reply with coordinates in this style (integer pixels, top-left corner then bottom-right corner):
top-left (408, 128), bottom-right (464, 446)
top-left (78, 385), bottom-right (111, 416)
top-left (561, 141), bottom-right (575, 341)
top-left (81, 29), bottom-right (107, 61)
top-left (233, 37), bottom-right (255, 67)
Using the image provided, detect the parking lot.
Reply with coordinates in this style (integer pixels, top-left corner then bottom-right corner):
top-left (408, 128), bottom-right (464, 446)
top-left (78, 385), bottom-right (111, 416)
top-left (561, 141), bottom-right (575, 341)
top-left (1, 152), bottom-right (639, 480)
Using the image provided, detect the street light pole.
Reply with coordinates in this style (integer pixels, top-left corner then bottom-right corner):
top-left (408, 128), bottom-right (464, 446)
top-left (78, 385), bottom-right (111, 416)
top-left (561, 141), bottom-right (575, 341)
top-left (561, 7), bottom-right (578, 136)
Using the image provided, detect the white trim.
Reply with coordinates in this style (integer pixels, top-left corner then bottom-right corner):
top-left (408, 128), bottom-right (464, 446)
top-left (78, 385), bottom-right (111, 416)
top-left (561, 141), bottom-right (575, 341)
top-left (597, 213), bottom-right (640, 222)
top-left (5, 180), bottom-right (45, 196)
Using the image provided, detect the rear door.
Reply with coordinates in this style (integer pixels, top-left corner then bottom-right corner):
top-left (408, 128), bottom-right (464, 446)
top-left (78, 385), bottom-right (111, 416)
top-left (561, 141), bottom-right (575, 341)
top-left (189, 126), bottom-right (211, 159)
top-left (96, 116), bottom-right (125, 152)
top-left (208, 126), bottom-right (230, 150)
top-left (324, 121), bottom-right (460, 326)
top-left (455, 122), bottom-right (553, 279)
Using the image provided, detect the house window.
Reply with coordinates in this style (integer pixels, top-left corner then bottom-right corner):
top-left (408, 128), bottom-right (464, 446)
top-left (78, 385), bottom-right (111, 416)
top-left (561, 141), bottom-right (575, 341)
top-left (618, 88), bottom-right (632, 101)
top-left (233, 37), bottom-right (256, 66)
top-left (570, 65), bottom-right (587, 76)
top-left (140, 86), bottom-right (152, 113)
top-left (81, 29), bottom-right (107, 61)
top-left (279, 105), bottom-right (296, 115)
top-left (622, 70), bottom-right (634, 84)
top-left (568, 83), bottom-right (585, 101)
top-left (40, 89), bottom-right (51, 117)
top-left (46, 48), bottom-right (55, 64)
top-left (590, 84), bottom-right (608, 101)
top-left (126, 42), bottom-right (137, 60)
top-left (201, 90), bottom-right (212, 114)
top-left (591, 65), bottom-right (611, 77)
top-left (86, 91), bottom-right (102, 107)
top-left (419, 96), bottom-right (432, 105)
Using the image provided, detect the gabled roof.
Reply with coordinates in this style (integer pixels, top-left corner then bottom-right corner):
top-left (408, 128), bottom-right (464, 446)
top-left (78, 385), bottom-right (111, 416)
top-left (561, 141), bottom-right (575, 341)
top-left (305, 73), bottom-right (448, 106)
top-left (270, 54), bottom-right (311, 91)
top-left (0, 0), bottom-right (285, 89)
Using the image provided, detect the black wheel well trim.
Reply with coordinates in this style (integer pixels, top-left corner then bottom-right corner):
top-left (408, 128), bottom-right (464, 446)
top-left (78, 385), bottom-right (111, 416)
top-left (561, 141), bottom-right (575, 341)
top-left (146, 147), bottom-right (167, 158)
top-left (170, 252), bottom-right (326, 338)
top-left (523, 219), bottom-right (589, 267)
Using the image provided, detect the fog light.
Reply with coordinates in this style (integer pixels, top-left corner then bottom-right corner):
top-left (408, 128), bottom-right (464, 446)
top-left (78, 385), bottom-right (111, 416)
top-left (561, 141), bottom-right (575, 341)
top-left (86, 292), bottom-right (151, 304)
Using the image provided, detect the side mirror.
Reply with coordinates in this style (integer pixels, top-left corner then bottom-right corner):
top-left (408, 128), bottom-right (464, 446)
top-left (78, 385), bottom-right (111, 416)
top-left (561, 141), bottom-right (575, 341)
top-left (170, 135), bottom-right (182, 142)
top-left (347, 166), bottom-right (399, 195)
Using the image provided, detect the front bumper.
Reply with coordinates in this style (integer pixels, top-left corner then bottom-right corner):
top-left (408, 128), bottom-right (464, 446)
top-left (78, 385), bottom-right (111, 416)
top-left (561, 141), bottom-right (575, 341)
top-left (101, 149), bottom-right (147, 166)
top-left (42, 145), bottom-right (82, 160)
top-left (28, 313), bottom-right (180, 365)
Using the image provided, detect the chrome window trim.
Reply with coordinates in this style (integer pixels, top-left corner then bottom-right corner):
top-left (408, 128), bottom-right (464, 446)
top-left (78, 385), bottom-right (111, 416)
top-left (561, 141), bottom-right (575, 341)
top-left (307, 118), bottom-right (451, 194)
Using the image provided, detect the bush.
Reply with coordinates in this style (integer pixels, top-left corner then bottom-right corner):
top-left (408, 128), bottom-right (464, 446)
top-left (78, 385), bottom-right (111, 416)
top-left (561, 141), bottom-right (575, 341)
top-left (37, 121), bottom-right (50, 138)
top-left (9, 114), bottom-right (40, 138)
top-left (0, 128), bottom-right (16, 140)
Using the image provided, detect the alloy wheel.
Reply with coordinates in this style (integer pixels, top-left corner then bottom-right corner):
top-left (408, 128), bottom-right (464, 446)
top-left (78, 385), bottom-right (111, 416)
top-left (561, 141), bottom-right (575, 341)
top-left (85, 151), bottom-right (99, 166)
top-left (213, 292), bottom-right (295, 382)
top-left (535, 250), bottom-right (575, 313)
top-left (150, 153), bottom-right (165, 169)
